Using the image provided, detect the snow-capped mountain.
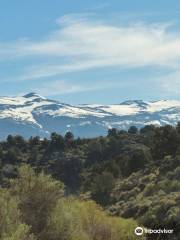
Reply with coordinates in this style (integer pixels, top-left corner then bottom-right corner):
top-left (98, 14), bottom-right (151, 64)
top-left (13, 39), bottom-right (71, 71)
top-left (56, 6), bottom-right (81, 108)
top-left (0, 93), bottom-right (180, 139)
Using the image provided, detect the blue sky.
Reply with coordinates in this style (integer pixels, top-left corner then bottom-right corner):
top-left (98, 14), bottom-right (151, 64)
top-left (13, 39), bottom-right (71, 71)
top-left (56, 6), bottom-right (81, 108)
top-left (1, 0), bottom-right (180, 104)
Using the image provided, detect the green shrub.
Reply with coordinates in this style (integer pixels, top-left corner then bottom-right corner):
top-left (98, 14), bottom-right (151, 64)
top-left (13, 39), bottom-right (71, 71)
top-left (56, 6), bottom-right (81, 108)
top-left (9, 165), bottom-right (64, 238)
top-left (0, 189), bottom-right (35, 240)
top-left (48, 198), bottom-right (140, 240)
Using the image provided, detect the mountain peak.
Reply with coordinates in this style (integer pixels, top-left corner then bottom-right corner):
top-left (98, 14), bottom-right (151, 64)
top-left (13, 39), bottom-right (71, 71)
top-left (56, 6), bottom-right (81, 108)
top-left (23, 92), bottom-right (45, 99)
top-left (23, 92), bottom-right (39, 98)
top-left (121, 100), bottom-right (148, 107)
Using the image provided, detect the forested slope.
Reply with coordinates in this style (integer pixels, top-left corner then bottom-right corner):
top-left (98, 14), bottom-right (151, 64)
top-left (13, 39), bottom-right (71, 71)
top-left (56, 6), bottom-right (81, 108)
top-left (0, 123), bottom-right (180, 239)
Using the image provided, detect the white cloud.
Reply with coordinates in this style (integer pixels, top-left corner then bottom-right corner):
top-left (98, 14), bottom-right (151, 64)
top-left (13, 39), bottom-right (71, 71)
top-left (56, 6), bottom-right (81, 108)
top-left (1, 14), bottom-right (180, 80)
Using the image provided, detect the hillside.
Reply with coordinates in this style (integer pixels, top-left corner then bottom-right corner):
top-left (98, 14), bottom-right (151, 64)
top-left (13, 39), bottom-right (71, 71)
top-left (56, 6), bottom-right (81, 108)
top-left (0, 124), bottom-right (180, 239)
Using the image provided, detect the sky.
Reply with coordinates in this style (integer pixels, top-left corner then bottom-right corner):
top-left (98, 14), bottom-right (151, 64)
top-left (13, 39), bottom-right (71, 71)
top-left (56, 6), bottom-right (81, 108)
top-left (1, 0), bottom-right (180, 104)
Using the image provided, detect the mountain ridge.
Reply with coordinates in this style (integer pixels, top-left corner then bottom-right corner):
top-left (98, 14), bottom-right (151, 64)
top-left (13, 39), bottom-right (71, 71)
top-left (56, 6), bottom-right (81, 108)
top-left (0, 93), bottom-right (180, 139)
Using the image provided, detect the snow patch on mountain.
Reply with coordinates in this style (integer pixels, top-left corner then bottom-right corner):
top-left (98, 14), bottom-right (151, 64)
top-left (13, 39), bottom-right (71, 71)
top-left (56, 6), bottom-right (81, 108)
top-left (146, 100), bottom-right (180, 113)
top-left (99, 104), bottom-right (139, 116)
top-left (39, 105), bottom-right (110, 118)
